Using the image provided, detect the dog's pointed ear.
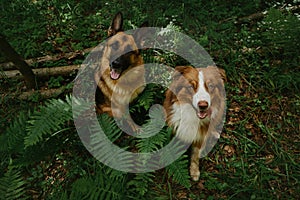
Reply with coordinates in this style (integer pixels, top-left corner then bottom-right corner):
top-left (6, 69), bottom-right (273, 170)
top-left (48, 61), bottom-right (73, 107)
top-left (139, 21), bottom-right (149, 28)
top-left (132, 21), bottom-right (153, 49)
top-left (108, 12), bottom-right (123, 36)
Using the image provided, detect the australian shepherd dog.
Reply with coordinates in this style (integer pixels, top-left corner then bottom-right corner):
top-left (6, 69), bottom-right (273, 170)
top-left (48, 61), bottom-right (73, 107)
top-left (164, 66), bottom-right (226, 181)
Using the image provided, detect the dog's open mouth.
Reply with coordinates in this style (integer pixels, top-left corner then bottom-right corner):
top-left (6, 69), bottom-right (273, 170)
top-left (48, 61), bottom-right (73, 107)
top-left (197, 108), bottom-right (212, 119)
top-left (110, 68), bottom-right (121, 80)
top-left (197, 111), bottom-right (208, 119)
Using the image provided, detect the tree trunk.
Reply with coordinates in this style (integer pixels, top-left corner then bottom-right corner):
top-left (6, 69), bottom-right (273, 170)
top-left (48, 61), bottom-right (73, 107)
top-left (0, 34), bottom-right (36, 89)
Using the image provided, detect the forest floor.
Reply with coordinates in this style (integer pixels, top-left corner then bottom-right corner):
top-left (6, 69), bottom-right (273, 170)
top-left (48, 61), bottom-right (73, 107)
top-left (1, 1), bottom-right (299, 199)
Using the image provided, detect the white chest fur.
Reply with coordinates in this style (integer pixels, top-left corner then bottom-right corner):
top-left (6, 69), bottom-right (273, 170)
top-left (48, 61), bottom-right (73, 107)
top-left (169, 103), bottom-right (209, 143)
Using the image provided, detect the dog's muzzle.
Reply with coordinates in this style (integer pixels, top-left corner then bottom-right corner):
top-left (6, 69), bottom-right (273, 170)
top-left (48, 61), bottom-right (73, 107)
top-left (197, 100), bottom-right (211, 119)
top-left (109, 51), bottom-right (135, 80)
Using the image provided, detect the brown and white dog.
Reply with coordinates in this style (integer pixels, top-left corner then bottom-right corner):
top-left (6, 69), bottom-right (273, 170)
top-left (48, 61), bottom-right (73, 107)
top-left (164, 66), bottom-right (226, 181)
top-left (94, 12), bottom-right (148, 132)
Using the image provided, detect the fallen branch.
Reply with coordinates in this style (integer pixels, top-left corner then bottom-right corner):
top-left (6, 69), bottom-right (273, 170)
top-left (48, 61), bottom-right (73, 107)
top-left (2, 64), bottom-right (83, 79)
top-left (236, 5), bottom-right (300, 24)
top-left (236, 12), bottom-right (266, 24)
top-left (0, 47), bottom-right (94, 70)
top-left (16, 87), bottom-right (68, 100)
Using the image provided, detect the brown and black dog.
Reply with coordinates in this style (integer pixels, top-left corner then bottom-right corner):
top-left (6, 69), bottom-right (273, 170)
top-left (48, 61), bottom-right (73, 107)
top-left (94, 12), bottom-right (148, 132)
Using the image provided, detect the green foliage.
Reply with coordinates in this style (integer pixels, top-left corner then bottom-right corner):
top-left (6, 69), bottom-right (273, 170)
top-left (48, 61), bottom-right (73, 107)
top-left (0, 165), bottom-right (27, 200)
top-left (62, 166), bottom-right (127, 200)
top-left (136, 106), bottom-right (167, 152)
top-left (127, 173), bottom-right (155, 198)
top-left (1, 0), bottom-right (300, 199)
top-left (262, 8), bottom-right (300, 61)
top-left (262, 8), bottom-right (300, 90)
top-left (0, 93), bottom-right (191, 198)
top-left (0, 1), bottom-right (104, 58)
top-left (131, 84), bottom-right (160, 112)
top-left (25, 96), bottom-right (73, 147)
top-left (48, 76), bottom-right (64, 88)
top-left (166, 155), bottom-right (191, 188)
top-left (0, 112), bottom-right (28, 154)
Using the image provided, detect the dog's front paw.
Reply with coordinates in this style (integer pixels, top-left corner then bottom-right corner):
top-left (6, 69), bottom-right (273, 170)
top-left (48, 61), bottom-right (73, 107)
top-left (190, 170), bottom-right (200, 181)
top-left (190, 160), bottom-right (200, 181)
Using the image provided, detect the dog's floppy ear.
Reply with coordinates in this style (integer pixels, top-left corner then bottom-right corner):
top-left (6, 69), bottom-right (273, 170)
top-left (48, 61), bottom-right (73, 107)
top-left (174, 66), bottom-right (191, 73)
top-left (173, 66), bottom-right (192, 76)
top-left (169, 66), bottom-right (193, 94)
top-left (108, 12), bottom-right (123, 36)
top-left (171, 66), bottom-right (193, 82)
top-left (217, 68), bottom-right (226, 82)
top-left (207, 66), bottom-right (227, 82)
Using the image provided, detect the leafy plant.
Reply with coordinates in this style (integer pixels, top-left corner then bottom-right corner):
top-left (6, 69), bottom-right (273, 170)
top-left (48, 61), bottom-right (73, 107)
top-left (0, 165), bottom-right (27, 200)
top-left (48, 76), bottom-right (64, 88)
top-left (25, 96), bottom-right (73, 147)
top-left (1, 0), bottom-right (300, 199)
top-left (262, 8), bottom-right (300, 62)
top-left (0, 93), bottom-right (191, 198)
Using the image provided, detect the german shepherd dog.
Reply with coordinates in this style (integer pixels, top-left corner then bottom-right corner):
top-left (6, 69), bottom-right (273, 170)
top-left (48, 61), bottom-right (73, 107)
top-left (94, 12), bottom-right (148, 132)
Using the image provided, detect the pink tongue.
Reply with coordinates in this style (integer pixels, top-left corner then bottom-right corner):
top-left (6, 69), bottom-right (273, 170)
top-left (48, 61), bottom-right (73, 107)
top-left (197, 111), bottom-right (208, 119)
top-left (110, 69), bottom-right (120, 80)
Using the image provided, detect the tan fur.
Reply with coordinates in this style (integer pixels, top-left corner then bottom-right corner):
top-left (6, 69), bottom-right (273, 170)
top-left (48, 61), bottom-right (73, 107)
top-left (94, 12), bottom-right (147, 130)
top-left (164, 66), bottom-right (226, 181)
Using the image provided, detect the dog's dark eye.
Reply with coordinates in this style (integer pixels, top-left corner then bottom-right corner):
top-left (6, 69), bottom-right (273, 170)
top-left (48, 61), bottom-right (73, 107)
top-left (186, 84), bottom-right (195, 92)
top-left (207, 83), bottom-right (215, 91)
top-left (187, 85), bottom-right (194, 90)
top-left (111, 41), bottom-right (119, 50)
top-left (125, 45), bottom-right (133, 53)
top-left (175, 86), bottom-right (183, 93)
top-left (186, 81), bottom-right (196, 90)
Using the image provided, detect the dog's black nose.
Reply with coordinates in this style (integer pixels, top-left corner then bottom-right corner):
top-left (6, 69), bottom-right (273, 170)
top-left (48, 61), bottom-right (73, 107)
top-left (111, 60), bottom-right (121, 68)
top-left (198, 101), bottom-right (208, 111)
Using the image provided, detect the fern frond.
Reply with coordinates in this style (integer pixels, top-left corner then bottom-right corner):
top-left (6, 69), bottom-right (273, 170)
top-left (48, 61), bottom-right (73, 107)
top-left (136, 129), bottom-right (167, 153)
top-left (25, 96), bottom-right (73, 148)
top-left (0, 166), bottom-right (27, 200)
top-left (87, 114), bottom-right (134, 172)
top-left (136, 106), bottom-right (167, 153)
top-left (166, 155), bottom-right (191, 188)
top-left (96, 114), bottom-right (123, 142)
top-left (0, 112), bottom-right (29, 154)
top-left (126, 173), bottom-right (154, 198)
top-left (130, 84), bottom-right (157, 112)
top-left (67, 165), bottom-right (127, 200)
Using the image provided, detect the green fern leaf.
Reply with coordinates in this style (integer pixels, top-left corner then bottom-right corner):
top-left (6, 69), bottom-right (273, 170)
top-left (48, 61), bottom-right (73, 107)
top-left (96, 114), bottom-right (123, 142)
top-left (24, 96), bottom-right (73, 148)
top-left (137, 105), bottom-right (167, 153)
top-left (137, 129), bottom-right (166, 153)
top-left (1, 112), bottom-right (29, 154)
top-left (126, 173), bottom-right (154, 197)
top-left (67, 165), bottom-right (127, 200)
top-left (0, 166), bottom-right (27, 200)
top-left (130, 84), bottom-right (157, 112)
top-left (166, 155), bottom-right (191, 188)
top-left (87, 114), bottom-right (134, 172)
